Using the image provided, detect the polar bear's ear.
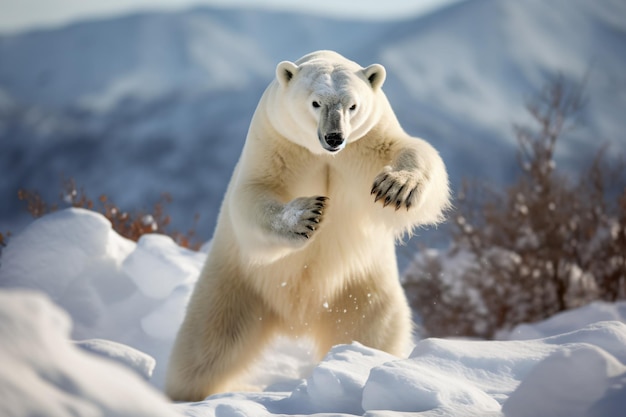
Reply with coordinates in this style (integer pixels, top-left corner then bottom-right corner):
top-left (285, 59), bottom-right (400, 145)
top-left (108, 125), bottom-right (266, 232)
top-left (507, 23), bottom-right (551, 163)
top-left (363, 64), bottom-right (386, 90)
top-left (276, 61), bottom-right (299, 87)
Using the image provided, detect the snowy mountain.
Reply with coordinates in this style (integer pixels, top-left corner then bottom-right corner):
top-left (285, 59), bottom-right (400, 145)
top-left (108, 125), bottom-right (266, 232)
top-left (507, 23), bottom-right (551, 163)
top-left (1, 0), bottom-right (625, 240)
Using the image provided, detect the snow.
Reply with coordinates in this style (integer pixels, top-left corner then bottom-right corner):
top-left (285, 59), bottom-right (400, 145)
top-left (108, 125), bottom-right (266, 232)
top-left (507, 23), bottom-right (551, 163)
top-left (123, 233), bottom-right (203, 299)
top-left (75, 338), bottom-right (156, 380)
top-left (0, 208), bottom-right (206, 389)
top-left (0, 289), bottom-right (180, 417)
top-left (503, 343), bottom-right (626, 417)
top-left (1, 208), bottom-right (626, 416)
top-left (503, 301), bottom-right (626, 341)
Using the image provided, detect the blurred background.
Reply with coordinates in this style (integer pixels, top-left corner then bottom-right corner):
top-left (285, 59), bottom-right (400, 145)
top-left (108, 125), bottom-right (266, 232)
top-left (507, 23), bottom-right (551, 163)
top-left (1, 0), bottom-right (625, 337)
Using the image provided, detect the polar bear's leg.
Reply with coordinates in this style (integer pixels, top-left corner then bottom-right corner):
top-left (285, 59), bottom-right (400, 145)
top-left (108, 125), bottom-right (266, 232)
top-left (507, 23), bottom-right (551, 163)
top-left (165, 273), bottom-right (277, 401)
top-left (313, 274), bottom-right (412, 358)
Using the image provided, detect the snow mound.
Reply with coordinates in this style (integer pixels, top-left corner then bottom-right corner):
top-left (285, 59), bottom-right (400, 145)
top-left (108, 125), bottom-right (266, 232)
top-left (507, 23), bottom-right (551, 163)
top-left (0, 289), bottom-right (180, 417)
top-left (1, 209), bottom-right (626, 416)
top-left (503, 343), bottom-right (626, 417)
top-left (75, 338), bottom-right (156, 380)
top-left (283, 343), bottom-right (397, 414)
top-left (505, 301), bottom-right (626, 340)
top-left (0, 208), bottom-right (206, 389)
top-left (123, 233), bottom-right (203, 299)
top-left (0, 208), bottom-right (135, 329)
top-left (172, 323), bottom-right (626, 416)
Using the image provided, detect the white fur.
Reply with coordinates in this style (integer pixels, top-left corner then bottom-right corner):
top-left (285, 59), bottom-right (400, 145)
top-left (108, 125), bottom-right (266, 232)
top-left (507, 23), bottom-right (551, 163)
top-left (166, 50), bottom-right (451, 401)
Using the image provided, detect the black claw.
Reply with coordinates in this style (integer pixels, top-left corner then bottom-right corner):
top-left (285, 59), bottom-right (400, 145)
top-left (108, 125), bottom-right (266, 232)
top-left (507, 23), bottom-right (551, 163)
top-left (306, 225), bottom-right (315, 231)
top-left (307, 217), bottom-right (320, 224)
top-left (382, 182), bottom-right (395, 196)
top-left (407, 188), bottom-right (416, 203)
top-left (372, 175), bottom-right (387, 192)
top-left (383, 196), bottom-right (392, 207)
top-left (312, 209), bottom-right (322, 215)
top-left (406, 201), bottom-right (412, 211)
top-left (395, 200), bottom-right (402, 211)
top-left (297, 232), bottom-right (310, 239)
top-left (370, 186), bottom-right (377, 195)
top-left (316, 196), bottom-right (328, 202)
top-left (375, 190), bottom-right (384, 202)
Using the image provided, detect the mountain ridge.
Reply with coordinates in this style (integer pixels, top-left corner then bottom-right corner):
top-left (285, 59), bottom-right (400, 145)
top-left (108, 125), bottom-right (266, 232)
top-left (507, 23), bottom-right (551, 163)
top-left (1, 1), bottom-right (624, 241)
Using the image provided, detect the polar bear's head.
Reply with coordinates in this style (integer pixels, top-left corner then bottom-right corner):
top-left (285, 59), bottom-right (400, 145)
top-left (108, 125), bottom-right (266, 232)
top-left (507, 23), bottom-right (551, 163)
top-left (269, 51), bottom-right (386, 155)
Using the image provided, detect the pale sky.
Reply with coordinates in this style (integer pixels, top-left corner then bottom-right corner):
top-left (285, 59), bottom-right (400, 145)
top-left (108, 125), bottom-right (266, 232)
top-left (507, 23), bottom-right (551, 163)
top-left (0, 0), bottom-right (460, 34)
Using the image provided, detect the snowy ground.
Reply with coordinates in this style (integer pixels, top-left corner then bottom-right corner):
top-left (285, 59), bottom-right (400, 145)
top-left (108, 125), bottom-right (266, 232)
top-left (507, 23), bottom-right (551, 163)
top-left (1, 208), bottom-right (625, 416)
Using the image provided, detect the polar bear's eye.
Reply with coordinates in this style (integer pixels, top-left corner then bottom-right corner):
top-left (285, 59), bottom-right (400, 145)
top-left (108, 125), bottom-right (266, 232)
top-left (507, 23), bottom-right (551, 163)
top-left (312, 101), bottom-right (321, 108)
top-left (349, 104), bottom-right (357, 111)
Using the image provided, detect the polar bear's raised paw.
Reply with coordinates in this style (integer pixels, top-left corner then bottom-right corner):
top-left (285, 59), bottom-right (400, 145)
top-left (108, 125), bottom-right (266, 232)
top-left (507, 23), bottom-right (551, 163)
top-left (280, 196), bottom-right (328, 240)
top-left (371, 168), bottom-right (425, 211)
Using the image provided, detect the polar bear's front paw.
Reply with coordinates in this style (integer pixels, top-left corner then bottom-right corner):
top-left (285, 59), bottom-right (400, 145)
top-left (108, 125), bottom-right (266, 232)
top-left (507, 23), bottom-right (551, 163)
top-left (371, 167), bottom-right (426, 211)
top-left (280, 196), bottom-right (327, 241)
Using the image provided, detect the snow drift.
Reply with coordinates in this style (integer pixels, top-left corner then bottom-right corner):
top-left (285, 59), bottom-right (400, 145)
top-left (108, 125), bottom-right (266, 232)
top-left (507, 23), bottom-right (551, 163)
top-left (0, 289), bottom-right (179, 417)
top-left (1, 208), bottom-right (626, 416)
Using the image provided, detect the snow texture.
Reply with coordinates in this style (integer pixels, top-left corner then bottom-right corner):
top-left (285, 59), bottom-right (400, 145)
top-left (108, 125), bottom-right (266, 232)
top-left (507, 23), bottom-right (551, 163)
top-left (1, 208), bottom-right (626, 416)
top-left (0, 208), bottom-right (206, 389)
top-left (0, 289), bottom-right (180, 417)
top-left (75, 339), bottom-right (156, 381)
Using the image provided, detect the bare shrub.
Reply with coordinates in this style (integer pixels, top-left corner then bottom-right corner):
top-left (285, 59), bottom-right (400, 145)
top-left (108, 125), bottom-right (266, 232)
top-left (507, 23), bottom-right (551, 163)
top-left (404, 76), bottom-right (626, 339)
top-left (15, 177), bottom-right (202, 250)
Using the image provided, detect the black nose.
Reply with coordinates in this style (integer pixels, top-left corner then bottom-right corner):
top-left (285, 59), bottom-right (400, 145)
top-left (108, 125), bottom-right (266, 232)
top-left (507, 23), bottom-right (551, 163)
top-left (325, 132), bottom-right (344, 148)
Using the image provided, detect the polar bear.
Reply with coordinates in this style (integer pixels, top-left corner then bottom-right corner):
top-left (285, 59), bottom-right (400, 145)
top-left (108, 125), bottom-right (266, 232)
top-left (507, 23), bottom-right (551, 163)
top-left (166, 50), bottom-right (450, 401)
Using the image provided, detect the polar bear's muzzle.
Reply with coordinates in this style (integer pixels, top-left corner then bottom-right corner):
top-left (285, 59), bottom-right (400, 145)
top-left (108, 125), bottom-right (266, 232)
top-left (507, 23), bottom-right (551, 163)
top-left (320, 131), bottom-right (345, 153)
top-left (318, 103), bottom-right (347, 153)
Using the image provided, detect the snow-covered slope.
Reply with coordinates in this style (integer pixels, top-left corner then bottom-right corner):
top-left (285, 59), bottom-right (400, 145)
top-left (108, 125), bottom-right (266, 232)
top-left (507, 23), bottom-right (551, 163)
top-left (1, 0), bottom-right (625, 241)
top-left (1, 208), bottom-right (625, 416)
top-left (380, 0), bottom-right (626, 172)
top-left (0, 208), bottom-right (204, 388)
top-left (0, 290), bottom-right (180, 417)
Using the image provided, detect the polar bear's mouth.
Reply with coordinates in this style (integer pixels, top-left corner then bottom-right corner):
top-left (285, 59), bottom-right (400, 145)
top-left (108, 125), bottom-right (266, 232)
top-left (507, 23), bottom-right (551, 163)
top-left (319, 132), bottom-right (346, 153)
